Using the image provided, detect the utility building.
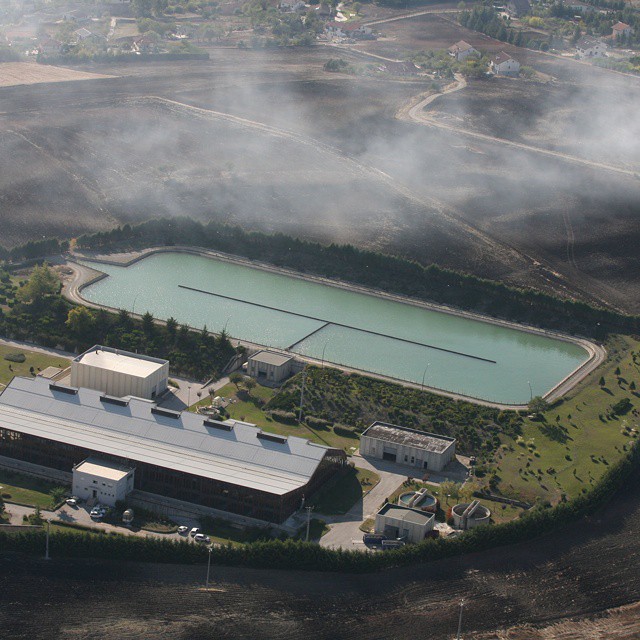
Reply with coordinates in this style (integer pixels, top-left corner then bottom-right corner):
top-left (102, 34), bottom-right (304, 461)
top-left (0, 376), bottom-right (346, 523)
top-left (71, 345), bottom-right (169, 400)
top-left (247, 350), bottom-right (294, 385)
top-left (72, 457), bottom-right (135, 507)
top-left (374, 503), bottom-right (435, 543)
top-left (360, 422), bottom-right (456, 472)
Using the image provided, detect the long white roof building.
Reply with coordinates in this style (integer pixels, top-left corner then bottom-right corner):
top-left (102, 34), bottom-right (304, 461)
top-left (0, 376), bottom-right (332, 496)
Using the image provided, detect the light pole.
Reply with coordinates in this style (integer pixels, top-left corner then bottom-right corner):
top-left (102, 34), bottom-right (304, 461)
top-left (305, 505), bottom-right (314, 542)
top-left (206, 547), bottom-right (212, 588)
top-left (456, 599), bottom-right (465, 640)
top-left (321, 342), bottom-right (328, 369)
top-left (527, 380), bottom-right (533, 402)
top-left (421, 363), bottom-right (431, 392)
top-left (45, 519), bottom-right (51, 560)
top-left (187, 385), bottom-right (192, 409)
top-left (298, 369), bottom-right (307, 423)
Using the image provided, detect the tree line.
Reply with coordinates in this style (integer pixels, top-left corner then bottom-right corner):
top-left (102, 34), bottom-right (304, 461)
top-left (0, 264), bottom-right (235, 381)
top-left (1, 440), bottom-right (638, 572)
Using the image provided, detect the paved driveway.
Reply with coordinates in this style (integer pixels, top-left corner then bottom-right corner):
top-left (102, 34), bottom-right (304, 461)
top-left (319, 455), bottom-right (408, 551)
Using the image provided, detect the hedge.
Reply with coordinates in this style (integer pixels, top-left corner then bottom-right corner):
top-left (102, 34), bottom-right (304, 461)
top-left (1, 441), bottom-right (638, 573)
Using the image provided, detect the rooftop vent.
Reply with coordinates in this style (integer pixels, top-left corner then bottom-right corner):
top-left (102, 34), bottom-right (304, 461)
top-left (49, 383), bottom-right (78, 395)
top-left (203, 419), bottom-right (234, 432)
top-left (257, 432), bottom-right (287, 444)
top-left (100, 395), bottom-right (129, 407)
top-left (151, 407), bottom-right (181, 420)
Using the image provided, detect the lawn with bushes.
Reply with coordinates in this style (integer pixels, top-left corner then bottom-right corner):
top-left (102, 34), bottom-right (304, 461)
top-left (0, 344), bottom-right (69, 387)
top-left (495, 335), bottom-right (640, 504)
top-left (0, 469), bottom-right (68, 509)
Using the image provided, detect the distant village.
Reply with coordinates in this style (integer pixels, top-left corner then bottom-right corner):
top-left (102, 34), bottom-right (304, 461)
top-left (0, 0), bottom-right (638, 73)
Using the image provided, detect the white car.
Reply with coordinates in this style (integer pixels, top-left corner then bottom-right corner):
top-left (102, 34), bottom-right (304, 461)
top-left (65, 498), bottom-right (78, 507)
top-left (189, 527), bottom-right (201, 537)
top-left (177, 526), bottom-right (189, 535)
top-left (194, 533), bottom-right (211, 544)
top-left (90, 505), bottom-right (107, 518)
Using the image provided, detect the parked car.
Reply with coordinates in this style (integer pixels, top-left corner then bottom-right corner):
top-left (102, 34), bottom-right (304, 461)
top-left (194, 533), bottom-right (211, 544)
top-left (189, 527), bottom-right (201, 537)
top-left (177, 526), bottom-right (189, 535)
top-left (90, 505), bottom-right (107, 518)
top-left (65, 497), bottom-right (78, 507)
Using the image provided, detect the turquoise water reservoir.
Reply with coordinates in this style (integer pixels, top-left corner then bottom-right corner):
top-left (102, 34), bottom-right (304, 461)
top-left (79, 252), bottom-right (589, 404)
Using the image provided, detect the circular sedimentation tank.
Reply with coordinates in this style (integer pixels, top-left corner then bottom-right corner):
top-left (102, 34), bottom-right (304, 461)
top-left (397, 490), bottom-right (439, 512)
top-left (452, 501), bottom-right (491, 530)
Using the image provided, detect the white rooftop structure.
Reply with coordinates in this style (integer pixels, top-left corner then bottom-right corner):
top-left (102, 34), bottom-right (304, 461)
top-left (71, 345), bottom-right (169, 400)
top-left (0, 376), bottom-right (333, 496)
top-left (74, 457), bottom-right (132, 482)
top-left (74, 347), bottom-right (166, 378)
top-left (250, 351), bottom-right (293, 367)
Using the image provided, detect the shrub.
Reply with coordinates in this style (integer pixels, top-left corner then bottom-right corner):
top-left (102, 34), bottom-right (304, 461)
top-left (3, 352), bottom-right (25, 363)
top-left (268, 409), bottom-right (298, 424)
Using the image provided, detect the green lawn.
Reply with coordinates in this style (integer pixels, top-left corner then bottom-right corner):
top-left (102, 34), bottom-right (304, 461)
top-left (0, 344), bottom-right (70, 387)
top-left (495, 335), bottom-right (640, 504)
top-left (191, 382), bottom-right (363, 452)
top-left (309, 466), bottom-right (380, 516)
top-left (0, 469), bottom-right (68, 509)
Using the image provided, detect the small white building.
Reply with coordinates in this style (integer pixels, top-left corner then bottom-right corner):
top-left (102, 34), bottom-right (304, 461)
top-left (360, 422), bottom-right (456, 472)
top-left (247, 350), bottom-right (294, 384)
top-left (576, 36), bottom-right (608, 58)
top-left (490, 51), bottom-right (521, 76)
top-left (70, 345), bottom-right (169, 400)
top-left (72, 457), bottom-right (135, 507)
top-left (448, 40), bottom-right (479, 61)
top-left (375, 503), bottom-right (435, 543)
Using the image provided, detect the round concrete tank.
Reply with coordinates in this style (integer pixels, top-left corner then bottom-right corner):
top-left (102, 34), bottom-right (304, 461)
top-left (452, 501), bottom-right (491, 530)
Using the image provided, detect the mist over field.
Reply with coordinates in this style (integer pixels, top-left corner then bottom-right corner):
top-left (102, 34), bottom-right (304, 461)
top-left (0, 42), bottom-right (639, 311)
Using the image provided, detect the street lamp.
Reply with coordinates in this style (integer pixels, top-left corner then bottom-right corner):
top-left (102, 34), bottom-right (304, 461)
top-left (45, 518), bottom-right (51, 560)
top-left (187, 385), bottom-right (192, 409)
top-left (206, 547), bottom-right (213, 588)
top-left (421, 363), bottom-right (431, 392)
top-left (456, 599), bottom-right (465, 640)
top-left (527, 380), bottom-right (533, 402)
top-left (321, 342), bottom-right (328, 369)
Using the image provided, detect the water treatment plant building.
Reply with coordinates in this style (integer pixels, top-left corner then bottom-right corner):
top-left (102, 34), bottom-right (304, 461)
top-left (0, 376), bottom-right (346, 523)
top-left (70, 345), bottom-right (169, 400)
top-left (360, 422), bottom-right (456, 472)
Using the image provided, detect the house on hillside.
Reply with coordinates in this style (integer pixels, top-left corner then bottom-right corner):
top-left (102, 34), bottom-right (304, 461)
top-left (506, 0), bottom-right (530, 17)
top-left (132, 34), bottom-right (160, 53)
top-left (490, 51), bottom-right (520, 76)
top-left (324, 21), bottom-right (346, 38)
top-left (341, 23), bottom-right (374, 40)
top-left (611, 21), bottom-right (633, 41)
top-left (448, 40), bottom-right (479, 61)
top-left (317, 2), bottom-right (334, 18)
top-left (576, 36), bottom-right (608, 58)
top-left (279, 0), bottom-right (306, 12)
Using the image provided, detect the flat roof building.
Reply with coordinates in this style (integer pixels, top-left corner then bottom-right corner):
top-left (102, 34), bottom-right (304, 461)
top-left (0, 376), bottom-right (346, 523)
top-left (72, 457), bottom-right (135, 507)
top-left (374, 503), bottom-right (435, 543)
top-left (360, 422), bottom-right (456, 472)
top-left (247, 350), bottom-right (294, 385)
top-left (71, 345), bottom-right (168, 400)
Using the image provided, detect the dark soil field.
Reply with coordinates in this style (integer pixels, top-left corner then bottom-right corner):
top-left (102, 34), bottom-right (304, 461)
top-left (0, 32), bottom-right (639, 312)
top-left (3, 465), bottom-right (640, 639)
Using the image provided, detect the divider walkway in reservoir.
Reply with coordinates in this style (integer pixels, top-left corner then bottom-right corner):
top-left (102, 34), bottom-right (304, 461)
top-left (178, 285), bottom-right (497, 364)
